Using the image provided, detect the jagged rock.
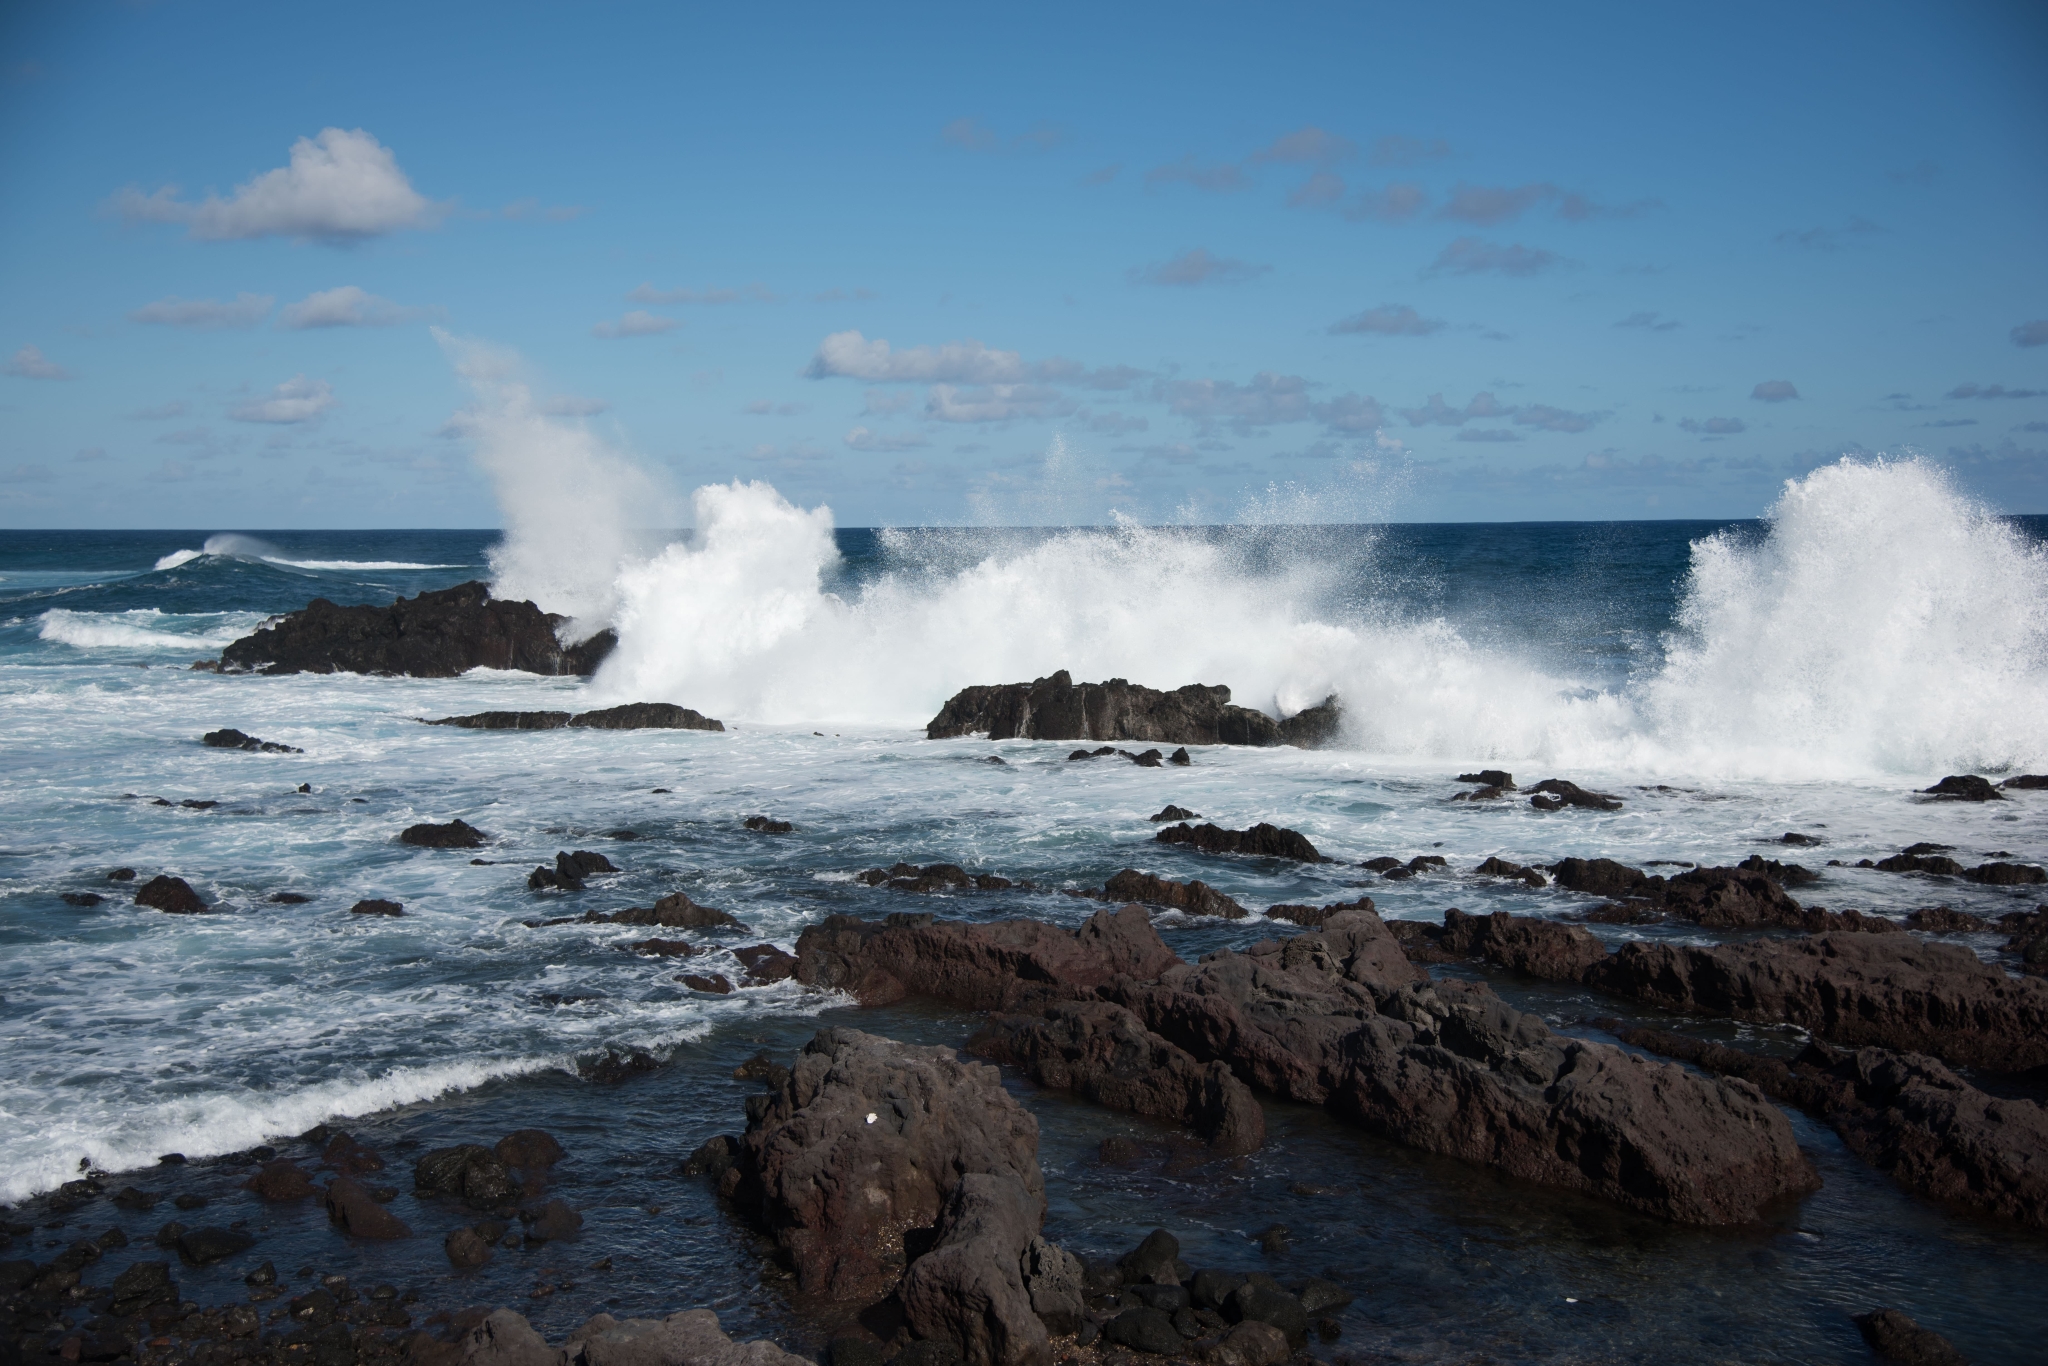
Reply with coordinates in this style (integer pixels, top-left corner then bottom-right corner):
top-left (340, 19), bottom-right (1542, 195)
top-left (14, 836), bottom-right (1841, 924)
top-left (604, 892), bottom-right (744, 929)
top-left (1106, 912), bottom-right (1817, 1224)
top-left (1735, 853), bottom-right (1821, 885)
top-left (2002, 774), bottom-right (2048, 790)
top-left (1391, 909), bottom-right (1611, 981)
top-left (1373, 855), bottom-right (1446, 881)
top-left (400, 819), bottom-right (487, 849)
top-left (1555, 856), bottom-right (1885, 932)
top-left (529, 849), bottom-right (619, 892)
top-left (926, 670), bottom-right (1327, 748)
top-left (453, 1309), bottom-right (556, 1366)
top-left (744, 816), bottom-right (794, 833)
top-left (108, 1260), bottom-right (177, 1316)
top-left (1906, 906), bottom-right (1987, 933)
top-left (1474, 856), bottom-right (1547, 887)
top-left (1919, 775), bottom-right (2003, 802)
top-left (324, 1176), bottom-right (410, 1238)
top-left (1878, 852), bottom-right (1968, 876)
top-left (969, 1000), bottom-right (1266, 1153)
top-left (1155, 822), bottom-right (1327, 862)
top-left (2004, 908), bottom-right (2048, 972)
top-left (175, 1226), bottom-right (255, 1265)
top-left (202, 728), bottom-right (302, 753)
top-left (350, 898), bottom-right (404, 917)
top-left (426, 711), bottom-right (575, 730)
top-left (1276, 695), bottom-right (1343, 748)
top-left (1149, 805), bottom-right (1199, 823)
top-left (1169, 748), bottom-right (1191, 766)
top-left (795, 906), bottom-right (1180, 1010)
top-left (901, 1173), bottom-right (1049, 1366)
top-left (134, 874), bottom-right (206, 914)
top-left (854, 862), bottom-right (1023, 893)
top-left (1021, 1236), bottom-right (1084, 1335)
top-left (680, 973), bottom-right (734, 994)
top-left (1263, 896), bottom-right (1375, 928)
top-left (1853, 1308), bottom-right (1969, 1365)
top-left (733, 1028), bottom-right (1044, 1303)
top-left (580, 1047), bottom-right (662, 1083)
top-left (1457, 770), bottom-right (1514, 788)
top-left (625, 937), bottom-right (695, 958)
top-left (1968, 861), bottom-right (2047, 886)
top-left (558, 1309), bottom-right (810, 1366)
top-left (218, 580), bottom-right (614, 677)
top-left (1526, 779), bottom-right (1623, 811)
top-left (570, 703), bottom-right (724, 731)
top-left (1451, 785), bottom-right (1506, 801)
top-left (1097, 869), bottom-right (1246, 918)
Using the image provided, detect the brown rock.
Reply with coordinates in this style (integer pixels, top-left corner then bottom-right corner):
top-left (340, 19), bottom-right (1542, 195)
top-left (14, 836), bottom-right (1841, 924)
top-left (1474, 856), bottom-right (1546, 887)
top-left (399, 819), bottom-right (487, 849)
top-left (679, 974), bottom-right (734, 994)
top-left (134, 875), bottom-right (206, 914)
top-left (1155, 821), bottom-right (1327, 862)
top-left (1905, 907), bottom-right (1987, 933)
top-left (625, 938), bottom-right (695, 958)
top-left (444, 1226), bottom-right (493, 1269)
top-left (325, 1176), bottom-right (411, 1239)
top-left (244, 1160), bottom-right (318, 1201)
top-left (1853, 1308), bottom-right (1969, 1365)
top-left (605, 891), bottom-right (744, 930)
top-left (350, 898), bottom-right (404, 917)
top-left (795, 906), bottom-right (1181, 1010)
top-left (969, 1000), bottom-right (1266, 1154)
top-left (494, 1130), bottom-right (565, 1171)
top-left (1099, 869), bottom-right (1246, 918)
top-left (1526, 778), bottom-right (1623, 811)
top-left (1264, 896), bottom-right (1375, 928)
top-left (899, 1173), bottom-right (1049, 1366)
top-left (735, 943), bottom-right (798, 982)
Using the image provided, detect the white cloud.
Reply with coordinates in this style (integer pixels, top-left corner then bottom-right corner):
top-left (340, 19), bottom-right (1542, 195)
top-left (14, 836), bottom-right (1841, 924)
top-left (114, 128), bottom-right (440, 243)
top-left (230, 375), bottom-right (335, 424)
top-left (1679, 416), bottom-right (1747, 434)
top-left (540, 394), bottom-right (610, 416)
top-left (591, 310), bottom-right (678, 338)
top-left (807, 330), bottom-right (1031, 384)
top-left (843, 425), bottom-right (930, 451)
top-left (926, 384), bottom-right (1072, 423)
top-left (1751, 380), bottom-right (1800, 402)
top-left (4, 345), bottom-right (71, 380)
top-left (278, 286), bottom-right (425, 329)
top-left (1132, 248), bottom-right (1269, 287)
top-left (130, 293), bottom-right (273, 329)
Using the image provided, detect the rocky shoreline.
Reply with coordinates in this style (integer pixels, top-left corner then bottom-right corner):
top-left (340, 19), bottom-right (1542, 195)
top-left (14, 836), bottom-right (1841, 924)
top-left (13, 740), bottom-right (2047, 1366)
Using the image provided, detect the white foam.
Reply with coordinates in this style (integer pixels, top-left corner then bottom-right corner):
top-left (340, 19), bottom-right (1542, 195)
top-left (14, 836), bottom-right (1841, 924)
top-left (151, 534), bottom-right (459, 573)
top-left (38, 608), bottom-right (268, 652)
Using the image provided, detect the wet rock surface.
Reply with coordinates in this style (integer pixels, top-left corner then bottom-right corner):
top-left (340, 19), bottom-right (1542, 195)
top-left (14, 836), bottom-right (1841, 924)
top-left (201, 729), bottom-right (302, 753)
top-left (134, 874), bottom-right (206, 915)
top-left (925, 670), bottom-right (1336, 749)
top-left (399, 819), bottom-right (488, 849)
top-left (1153, 822), bottom-right (1327, 863)
top-left (217, 581), bottom-right (615, 677)
top-left (1088, 870), bottom-right (1246, 919)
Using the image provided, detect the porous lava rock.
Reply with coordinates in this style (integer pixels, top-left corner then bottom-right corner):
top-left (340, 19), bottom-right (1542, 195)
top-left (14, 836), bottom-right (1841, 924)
top-left (1154, 822), bottom-right (1327, 863)
top-left (925, 669), bottom-right (1338, 749)
top-left (735, 944), bottom-right (799, 983)
top-left (602, 891), bottom-right (744, 930)
top-left (414, 1145), bottom-right (519, 1210)
top-left (349, 898), bottom-right (404, 917)
top-left (134, 874), bottom-right (206, 914)
top-left (899, 1172), bottom-right (1048, 1366)
top-left (969, 999), bottom-right (1266, 1153)
top-left (218, 580), bottom-right (615, 677)
top-left (570, 703), bottom-right (723, 731)
top-left (1263, 896), bottom-right (1375, 928)
top-left (794, 906), bottom-right (1180, 1010)
top-left (1474, 856), bottom-right (1547, 887)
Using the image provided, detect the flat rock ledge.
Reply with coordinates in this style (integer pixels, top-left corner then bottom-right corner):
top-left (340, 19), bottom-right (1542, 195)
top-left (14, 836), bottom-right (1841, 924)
top-left (426, 703), bottom-right (724, 732)
top-left (926, 670), bottom-right (1340, 749)
top-left (217, 581), bottom-right (614, 678)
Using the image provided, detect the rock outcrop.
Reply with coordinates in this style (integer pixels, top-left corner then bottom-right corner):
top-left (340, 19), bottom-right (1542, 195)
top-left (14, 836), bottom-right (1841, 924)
top-left (426, 704), bottom-right (724, 732)
top-left (969, 1000), bottom-right (1267, 1154)
top-left (201, 728), bottom-right (302, 753)
top-left (1919, 774), bottom-right (2002, 801)
top-left (399, 819), bottom-right (487, 849)
top-left (1262, 896), bottom-right (1375, 928)
top-left (1104, 912), bottom-right (1818, 1224)
top-left (600, 892), bottom-right (745, 930)
top-left (1092, 869), bottom-right (1247, 919)
top-left (1526, 779), bottom-right (1623, 811)
top-left (218, 581), bottom-right (614, 677)
top-left (925, 670), bottom-right (1339, 748)
top-left (796, 907), bottom-right (1180, 1010)
top-left (1154, 822), bottom-right (1327, 862)
top-left (134, 874), bottom-right (207, 914)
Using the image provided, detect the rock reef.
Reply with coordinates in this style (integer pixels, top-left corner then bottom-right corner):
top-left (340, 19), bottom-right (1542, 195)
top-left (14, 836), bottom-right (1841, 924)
top-left (926, 670), bottom-right (1340, 749)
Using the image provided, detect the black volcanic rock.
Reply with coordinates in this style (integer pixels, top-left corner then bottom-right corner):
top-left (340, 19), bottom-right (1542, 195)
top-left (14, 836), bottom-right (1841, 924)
top-left (426, 702), bottom-right (723, 731)
top-left (1096, 869), bottom-right (1247, 918)
top-left (399, 819), bottom-right (487, 849)
top-left (218, 580), bottom-right (614, 677)
top-left (425, 711), bottom-right (574, 730)
top-left (1919, 774), bottom-right (2002, 801)
top-left (201, 728), bottom-right (302, 753)
top-left (135, 875), bottom-right (206, 914)
top-left (1156, 821), bottom-right (1328, 862)
top-left (2002, 774), bottom-right (2048, 790)
top-left (926, 669), bottom-right (1337, 748)
top-left (1526, 778), bottom-right (1623, 811)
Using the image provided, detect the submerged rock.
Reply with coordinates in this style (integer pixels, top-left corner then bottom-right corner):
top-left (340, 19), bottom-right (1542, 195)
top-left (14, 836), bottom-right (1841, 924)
top-left (569, 702), bottom-right (723, 731)
top-left (349, 898), bottom-right (404, 917)
top-left (926, 669), bottom-right (1338, 749)
top-left (201, 728), bottom-right (303, 753)
top-left (1853, 1308), bottom-right (1968, 1366)
top-left (1457, 770), bottom-right (1514, 788)
top-left (1525, 778), bottom-right (1624, 811)
top-left (426, 711), bottom-right (575, 731)
top-left (1155, 821), bottom-right (1327, 862)
top-left (217, 580), bottom-right (615, 677)
top-left (1474, 856), bottom-right (1547, 887)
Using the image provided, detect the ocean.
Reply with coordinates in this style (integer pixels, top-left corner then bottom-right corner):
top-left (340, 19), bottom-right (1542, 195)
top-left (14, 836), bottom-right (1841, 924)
top-left (2, 458), bottom-right (2045, 1364)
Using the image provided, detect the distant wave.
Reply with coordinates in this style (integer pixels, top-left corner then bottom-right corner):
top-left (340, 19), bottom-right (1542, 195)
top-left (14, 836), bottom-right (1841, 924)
top-left (38, 607), bottom-right (268, 652)
top-left (153, 534), bottom-right (461, 573)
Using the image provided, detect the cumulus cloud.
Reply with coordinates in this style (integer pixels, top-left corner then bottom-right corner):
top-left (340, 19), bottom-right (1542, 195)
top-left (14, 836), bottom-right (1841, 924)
top-left (1250, 126), bottom-right (1354, 165)
top-left (1751, 380), bottom-right (1800, 402)
top-left (1679, 416), bottom-right (1747, 434)
top-left (1155, 373), bottom-right (1318, 433)
top-left (278, 286), bottom-right (425, 329)
top-left (1428, 238), bottom-right (1562, 276)
top-left (2011, 320), bottom-right (2048, 348)
top-left (1131, 248), bottom-right (1269, 287)
top-left (1615, 311), bottom-right (1680, 331)
top-left (1286, 171), bottom-right (1346, 209)
top-left (1515, 405), bottom-right (1603, 433)
top-left (628, 282), bottom-right (778, 305)
top-left (4, 345), bottom-right (70, 380)
top-left (843, 425), bottom-right (930, 451)
top-left (591, 310), bottom-right (678, 338)
top-left (113, 128), bottom-right (440, 243)
top-left (130, 293), bottom-right (273, 329)
top-left (1369, 135), bottom-right (1450, 166)
top-left (229, 375), bottom-right (335, 424)
top-left (1946, 382), bottom-right (2045, 399)
top-left (1330, 304), bottom-right (1442, 336)
top-left (1144, 157), bottom-right (1249, 193)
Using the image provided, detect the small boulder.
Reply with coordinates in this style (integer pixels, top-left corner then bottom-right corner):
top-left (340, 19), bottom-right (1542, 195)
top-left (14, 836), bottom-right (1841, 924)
top-left (350, 898), bottom-right (404, 917)
top-left (270, 891), bottom-right (313, 904)
top-left (1169, 747), bottom-right (1192, 766)
top-left (2001, 774), bottom-right (2048, 789)
top-left (415, 1145), bottom-right (519, 1208)
top-left (1118, 1228), bottom-right (1182, 1286)
top-left (523, 1199), bottom-right (582, 1242)
top-left (1103, 1308), bottom-right (1183, 1356)
top-left (327, 1176), bottom-right (411, 1238)
top-left (1207, 1321), bottom-right (1288, 1366)
top-left (135, 874), bottom-right (207, 914)
top-left (496, 1129), bottom-right (565, 1171)
top-left (202, 728), bottom-right (302, 753)
top-left (679, 973), bottom-right (734, 994)
top-left (444, 1226), bottom-right (493, 1269)
top-left (175, 1226), bottom-right (256, 1266)
top-left (107, 867), bottom-right (136, 881)
top-left (1852, 1308), bottom-right (1967, 1365)
top-left (1920, 775), bottom-right (2003, 802)
top-left (744, 816), bottom-right (794, 833)
top-left (735, 943), bottom-right (798, 982)
top-left (626, 938), bottom-right (695, 958)
top-left (245, 1160), bottom-right (318, 1201)
top-left (400, 819), bottom-right (487, 849)
top-left (1526, 778), bottom-right (1623, 811)
top-left (1148, 805), bottom-right (1200, 823)
top-left (108, 1261), bottom-right (178, 1316)
top-left (1457, 770), bottom-right (1514, 788)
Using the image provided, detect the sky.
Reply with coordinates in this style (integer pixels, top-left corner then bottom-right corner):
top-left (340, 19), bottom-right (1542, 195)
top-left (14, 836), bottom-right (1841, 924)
top-left (2, 0), bottom-right (2045, 529)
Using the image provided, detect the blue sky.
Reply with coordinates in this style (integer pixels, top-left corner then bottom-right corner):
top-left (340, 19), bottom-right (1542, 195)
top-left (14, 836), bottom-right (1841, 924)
top-left (2, 0), bottom-right (2045, 528)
